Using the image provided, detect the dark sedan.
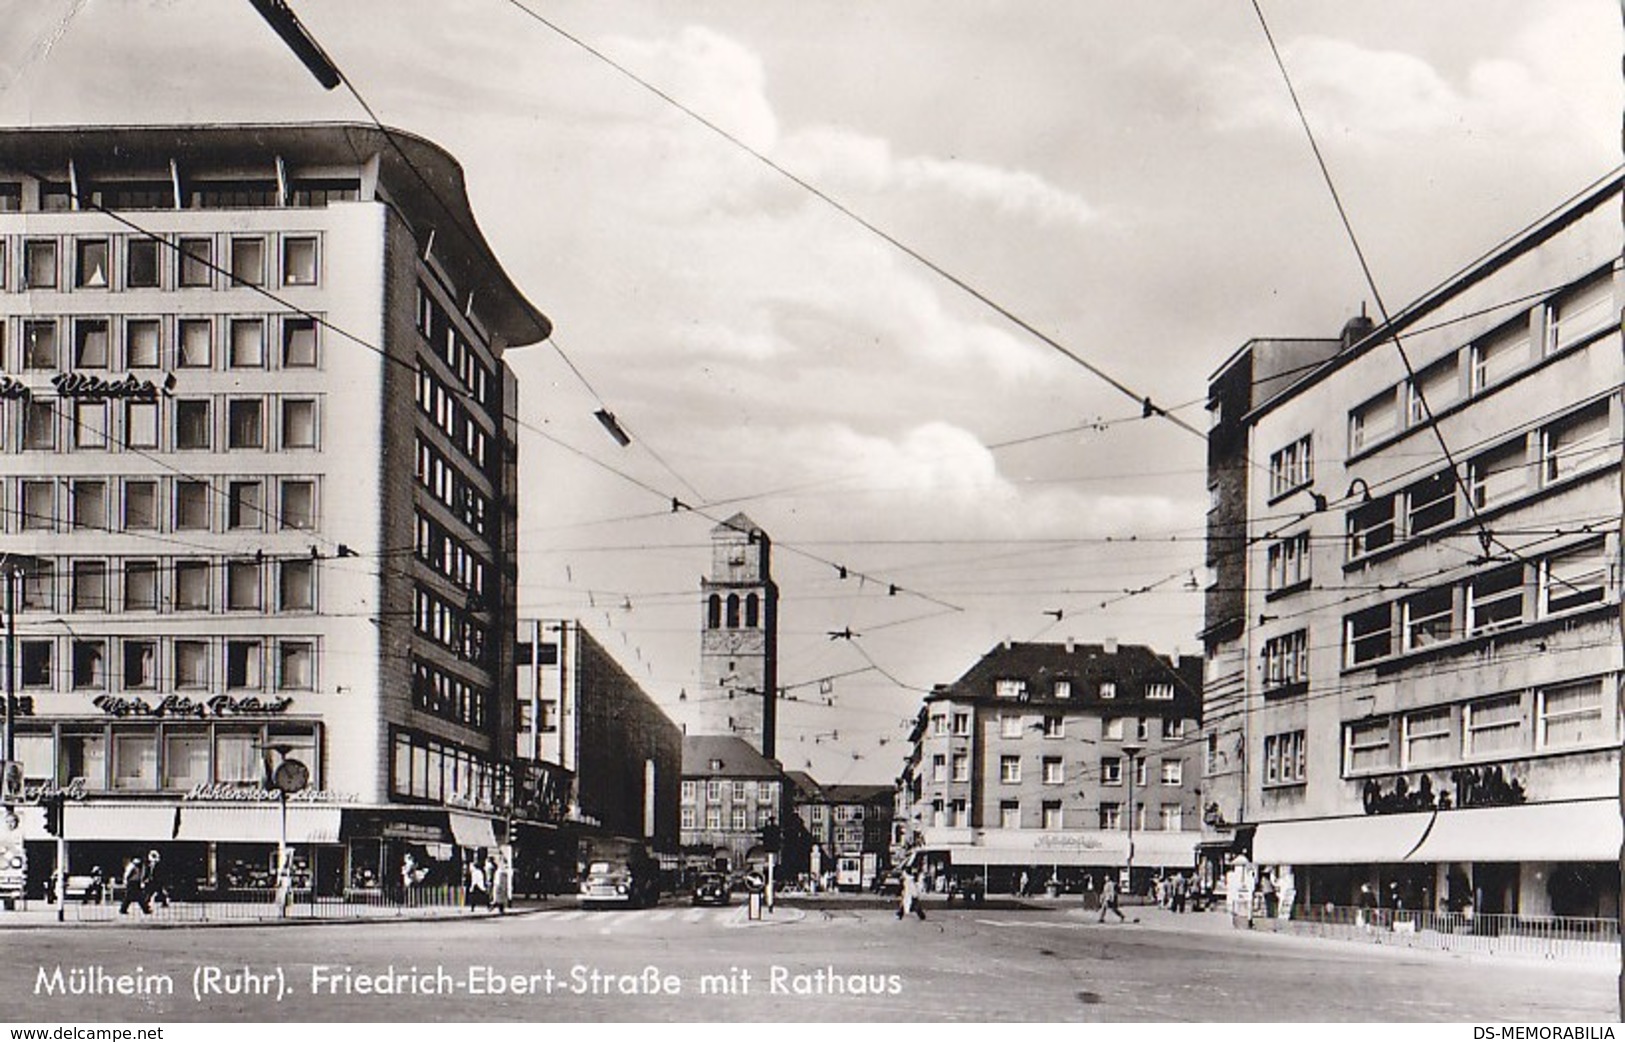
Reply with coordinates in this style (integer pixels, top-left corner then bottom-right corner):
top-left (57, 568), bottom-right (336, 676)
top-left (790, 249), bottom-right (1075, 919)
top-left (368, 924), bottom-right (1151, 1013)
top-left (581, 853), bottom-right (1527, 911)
top-left (691, 872), bottom-right (731, 906)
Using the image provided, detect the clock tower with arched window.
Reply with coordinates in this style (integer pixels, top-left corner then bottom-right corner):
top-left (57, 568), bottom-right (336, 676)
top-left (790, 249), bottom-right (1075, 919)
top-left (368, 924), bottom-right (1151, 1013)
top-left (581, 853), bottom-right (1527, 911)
top-left (697, 513), bottom-right (779, 757)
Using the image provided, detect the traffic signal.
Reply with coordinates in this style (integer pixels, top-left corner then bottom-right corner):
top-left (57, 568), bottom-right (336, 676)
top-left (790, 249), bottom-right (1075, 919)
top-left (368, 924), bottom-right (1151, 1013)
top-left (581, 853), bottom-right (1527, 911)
top-left (42, 796), bottom-right (62, 837)
top-left (759, 820), bottom-right (782, 854)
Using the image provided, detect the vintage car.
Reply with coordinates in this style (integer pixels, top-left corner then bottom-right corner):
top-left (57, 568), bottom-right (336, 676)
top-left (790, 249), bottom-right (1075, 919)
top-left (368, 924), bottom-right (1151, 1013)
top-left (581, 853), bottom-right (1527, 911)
top-left (578, 859), bottom-right (660, 909)
top-left (691, 872), bottom-right (731, 907)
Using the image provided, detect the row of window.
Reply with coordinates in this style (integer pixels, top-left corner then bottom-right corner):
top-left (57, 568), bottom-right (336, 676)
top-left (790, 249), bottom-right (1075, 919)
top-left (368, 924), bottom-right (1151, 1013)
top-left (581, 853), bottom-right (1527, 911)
top-left (1343, 538), bottom-right (1612, 667)
top-left (411, 659), bottom-right (489, 732)
top-left (11, 555), bottom-right (317, 617)
top-left (8, 721), bottom-right (322, 793)
top-left (9, 475), bottom-right (317, 534)
top-left (679, 779), bottom-right (780, 804)
top-left (8, 393), bottom-right (320, 454)
top-left (416, 283), bottom-right (495, 408)
top-left (413, 585), bottom-right (490, 667)
top-left (940, 754), bottom-right (1185, 786)
top-left (1267, 269), bottom-right (1616, 500)
top-left (927, 799), bottom-right (1184, 832)
top-left (0, 313), bottom-right (321, 373)
top-left (703, 591), bottom-right (763, 630)
top-left (681, 805), bottom-right (778, 832)
top-left (417, 364), bottom-right (492, 471)
top-left (990, 678), bottom-right (1177, 701)
top-left (1, 177), bottom-right (360, 213)
top-left (0, 233), bottom-right (319, 294)
top-left (390, 729), bottom-right (511, 809)
top-left (415, 511), bottom-right (488, 598)
top-left (415, 436), bottom-right (490, 537)
top-left (932, 712), bottom-right (1188, 741)
top-left (1344, 676), bottom-right (1616, 775)
top-left (13, 634), bottom-right (316, 693)
top-left (1347, 271), bottom-right (1614, 457)
top-left (1347, 400), bottom-right (1613, 562)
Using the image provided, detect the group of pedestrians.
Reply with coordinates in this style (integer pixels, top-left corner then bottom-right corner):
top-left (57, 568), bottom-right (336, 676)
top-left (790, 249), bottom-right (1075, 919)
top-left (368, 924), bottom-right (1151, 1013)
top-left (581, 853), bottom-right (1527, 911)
top-left (1153, 871), bottom-right (1195, 913)
top-left (118, 850), bottom-right (167, 915)
top-left (463, 851), bottom-right (515, 914)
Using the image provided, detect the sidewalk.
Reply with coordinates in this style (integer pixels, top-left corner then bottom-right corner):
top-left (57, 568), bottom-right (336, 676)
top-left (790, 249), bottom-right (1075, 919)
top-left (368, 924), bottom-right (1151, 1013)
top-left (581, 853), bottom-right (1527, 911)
top-left (1062, 903), bottom-right (1619, 972)
top-left (0, 896), bottom-right (558, 928)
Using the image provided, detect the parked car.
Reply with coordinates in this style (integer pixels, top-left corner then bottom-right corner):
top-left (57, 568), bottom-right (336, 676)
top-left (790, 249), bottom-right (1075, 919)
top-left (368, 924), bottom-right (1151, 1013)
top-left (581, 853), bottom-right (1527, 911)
top-left (579, 859), bottom-right (660, 909)
top-left (691, 872), bottom-right (730, 907)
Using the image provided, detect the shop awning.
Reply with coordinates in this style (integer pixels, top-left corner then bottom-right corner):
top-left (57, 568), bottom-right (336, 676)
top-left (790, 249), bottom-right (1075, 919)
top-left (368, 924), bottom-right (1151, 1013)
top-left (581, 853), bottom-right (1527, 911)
top-left (927, 829), bottom-right (1199, 869)
top-left (175, 805), bottom-right (343, 844)
top-left (1252, 812), bottom-right (1435, 865)
top-left (62, 803), bottom-right (180, 841)
top-left (1408, 800), bottom-right (1620, 863)
top-left (448, 811), bottom-right (498, 849)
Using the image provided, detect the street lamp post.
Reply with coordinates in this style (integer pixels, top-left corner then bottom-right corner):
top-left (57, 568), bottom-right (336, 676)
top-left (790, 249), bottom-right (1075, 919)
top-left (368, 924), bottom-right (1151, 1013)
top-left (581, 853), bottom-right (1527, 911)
top-left (1121, 743), bottom-right (1143, 899)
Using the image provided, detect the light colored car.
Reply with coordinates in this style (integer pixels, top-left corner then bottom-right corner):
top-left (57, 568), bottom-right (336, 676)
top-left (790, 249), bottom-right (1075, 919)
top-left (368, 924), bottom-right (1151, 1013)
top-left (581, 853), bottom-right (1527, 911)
top-left (579, 859), bottom-right (659, 909)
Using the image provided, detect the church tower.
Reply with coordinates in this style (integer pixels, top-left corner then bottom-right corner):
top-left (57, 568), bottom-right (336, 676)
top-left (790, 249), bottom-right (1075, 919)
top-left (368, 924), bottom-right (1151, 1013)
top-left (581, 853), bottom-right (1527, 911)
top-left (696, 513), bottom-right (779, 757)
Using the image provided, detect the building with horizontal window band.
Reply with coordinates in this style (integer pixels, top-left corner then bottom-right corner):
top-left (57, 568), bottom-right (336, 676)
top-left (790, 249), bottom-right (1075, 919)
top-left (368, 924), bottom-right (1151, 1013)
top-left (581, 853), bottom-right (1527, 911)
top-left (1200, 173), bottom-right (1622, 920)
top-left (895, 639), bottom-right (1204, 895)
top-left (0, 123), bottom-right (549, 899)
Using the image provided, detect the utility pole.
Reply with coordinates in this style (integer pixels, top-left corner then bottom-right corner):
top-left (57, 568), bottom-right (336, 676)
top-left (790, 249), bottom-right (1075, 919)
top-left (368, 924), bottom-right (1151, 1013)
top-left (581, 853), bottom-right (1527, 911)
top-left (1122, 743), bottom-right (1143, 899)
top-left (4, 560), bottom-right (16, 766)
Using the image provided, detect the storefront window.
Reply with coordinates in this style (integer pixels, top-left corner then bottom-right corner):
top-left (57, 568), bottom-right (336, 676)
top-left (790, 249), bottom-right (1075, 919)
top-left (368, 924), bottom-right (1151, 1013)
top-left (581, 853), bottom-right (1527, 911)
top-left (112, 730), bottom-right (158, 791)
top-left (61, 730), bottom-right (106, 789)
top-left (215, 730), bottom-right (260, 784)
top-left (163, 731), bottom-right (210, 789)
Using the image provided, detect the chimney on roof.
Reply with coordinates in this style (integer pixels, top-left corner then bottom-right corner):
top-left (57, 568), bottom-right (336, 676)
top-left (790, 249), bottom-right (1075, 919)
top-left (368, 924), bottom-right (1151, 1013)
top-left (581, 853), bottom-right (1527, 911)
top-left (1065, 637), bottom-right (1075, 654)
top-left (1001, 637), bottom-right (1012, 650)
top-left (1103, 636), bottom-right (1118, 655)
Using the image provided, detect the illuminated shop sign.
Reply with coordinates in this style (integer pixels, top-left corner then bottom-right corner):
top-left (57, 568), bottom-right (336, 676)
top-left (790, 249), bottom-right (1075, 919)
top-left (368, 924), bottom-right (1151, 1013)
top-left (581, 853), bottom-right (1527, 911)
top-left (1361, 763), bottom-right (1527, 815)
top-left (183, 783), bottom-right (357, 803)
top-left (91, 694), bottom-right (294, 719)
top-left (51, 372), bottom-right (176, 401)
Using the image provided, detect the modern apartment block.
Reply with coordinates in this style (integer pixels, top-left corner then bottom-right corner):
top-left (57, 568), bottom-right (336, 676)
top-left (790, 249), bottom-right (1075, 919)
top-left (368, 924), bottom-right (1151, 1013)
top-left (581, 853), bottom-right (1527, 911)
top-left (514, 617), bottom-right (682, 877)
top-left (0, 123), bottom-right (545, 897)
top-left (1202, 174), bottom-right (1622, 918)
top-left (896, 640), bottom-right (1203, 893)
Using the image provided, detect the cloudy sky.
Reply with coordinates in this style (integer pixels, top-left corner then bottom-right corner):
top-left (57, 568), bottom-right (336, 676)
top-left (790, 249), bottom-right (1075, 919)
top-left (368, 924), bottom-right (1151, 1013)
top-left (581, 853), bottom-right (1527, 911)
top-left (2, 0), bottom-right (1617, 783)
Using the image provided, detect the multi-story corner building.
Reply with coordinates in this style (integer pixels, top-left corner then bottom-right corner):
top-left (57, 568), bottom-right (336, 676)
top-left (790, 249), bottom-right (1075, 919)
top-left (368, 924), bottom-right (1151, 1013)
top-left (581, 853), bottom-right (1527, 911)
top-left (513, 618), bottom-right (682, 883)
top-left (679, 734), bottom-right (791, 872)
top-left (896, 640), bottom-right (1203, 894)
top-left (1204, 174), bottom-right (1622, 919)
top-left (0, 123), bottom-right (546, 897)
top-left (787, 772), bottom-right (892, 887)
top-left (693, 513), bottom-right (779, 757)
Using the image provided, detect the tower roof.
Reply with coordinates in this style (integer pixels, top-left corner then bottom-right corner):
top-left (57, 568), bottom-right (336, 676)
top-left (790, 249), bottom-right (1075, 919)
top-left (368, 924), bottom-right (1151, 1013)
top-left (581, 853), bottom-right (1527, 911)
top-left (712, 512), bottom-right (764, 539)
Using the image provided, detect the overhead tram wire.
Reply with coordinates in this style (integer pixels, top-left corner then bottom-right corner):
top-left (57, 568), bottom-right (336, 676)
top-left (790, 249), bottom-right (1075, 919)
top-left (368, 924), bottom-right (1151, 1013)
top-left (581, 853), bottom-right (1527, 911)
top-left (245, 3), bottom-right (973, 626)
top-left (1248, 0), bottom-right (1619, 599)
top-left (497, 0), bottom-right (1203, 441)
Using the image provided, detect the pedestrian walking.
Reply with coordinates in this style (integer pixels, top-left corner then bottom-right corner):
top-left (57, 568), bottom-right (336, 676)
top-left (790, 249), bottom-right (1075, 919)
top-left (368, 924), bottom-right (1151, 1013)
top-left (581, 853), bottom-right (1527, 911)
top-left (1259, 869), bottom-right (1279, 919)
top-left (1171, 872), bottom-right (1188, 913)
top-left (1097, 875), bottom-right (1126, 922)
top-left (119, 856), bottom-right (148, 915)
top-left (85, 865), bottom-right (105, 905)
top-left (466, 857), bottom-right (488, 910)
top-left (1018, 870), bottom-right (1030, 897)
top-left (896, 870), bottom-right (926, 921)
top-left (1356, 882), bottom-right (1379, 929)
top-left (490, 850), bottom-right (513, 915)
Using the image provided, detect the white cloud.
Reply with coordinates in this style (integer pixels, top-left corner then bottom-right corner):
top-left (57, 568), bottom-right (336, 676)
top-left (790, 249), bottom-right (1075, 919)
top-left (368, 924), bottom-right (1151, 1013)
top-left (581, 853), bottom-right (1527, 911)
top-left (781, 125), bottom-right (1098, 227)
top-left (704, 420), bottom-right (1195, 542)
top-left (600, 25), bottom-right (780, 152)
top-left (1189, 33), bottom-right (1598, 147)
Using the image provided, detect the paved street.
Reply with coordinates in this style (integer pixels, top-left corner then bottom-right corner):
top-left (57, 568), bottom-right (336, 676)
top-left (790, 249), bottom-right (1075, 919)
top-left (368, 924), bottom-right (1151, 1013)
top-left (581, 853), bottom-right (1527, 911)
top-left (0, 898), bottom-right (1613, 1022)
